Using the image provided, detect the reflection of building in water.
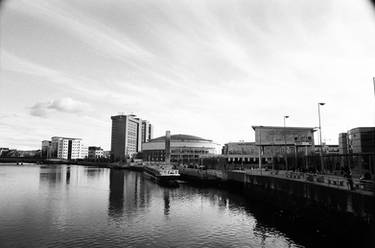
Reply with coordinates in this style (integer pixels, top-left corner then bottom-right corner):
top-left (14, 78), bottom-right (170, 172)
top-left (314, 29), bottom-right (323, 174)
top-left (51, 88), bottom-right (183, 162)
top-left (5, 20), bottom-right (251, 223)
top-left (66, 167), bottom-right (71, 184)
top-left (108, 171), bottom-right (152, 219)
top-left (39, 167), bottom-right (63, 185)
top-left (85, 167), bottom-right (105, 179)
top-left (109, 170), bottom-right (125, 217)
top-left (123, 172), bottom-right (151, 212)
top-left (163, 190), bottom-right (170, 216)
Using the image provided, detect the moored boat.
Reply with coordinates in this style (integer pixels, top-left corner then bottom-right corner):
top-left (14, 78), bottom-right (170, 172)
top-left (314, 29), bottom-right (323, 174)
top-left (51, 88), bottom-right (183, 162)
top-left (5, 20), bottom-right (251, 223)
top-left (143, 163), bottom-right (180, 187)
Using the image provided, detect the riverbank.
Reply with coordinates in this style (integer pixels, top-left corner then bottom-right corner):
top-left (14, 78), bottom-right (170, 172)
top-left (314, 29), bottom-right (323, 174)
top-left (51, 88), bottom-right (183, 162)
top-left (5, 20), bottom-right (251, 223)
top-left (178, 167), bottom-right (375, 247)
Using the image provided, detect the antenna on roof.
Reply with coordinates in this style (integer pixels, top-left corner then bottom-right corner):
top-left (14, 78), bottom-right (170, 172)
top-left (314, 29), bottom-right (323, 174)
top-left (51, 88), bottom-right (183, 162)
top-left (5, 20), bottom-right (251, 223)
top-left (118, 112), bottom-right (125, 115)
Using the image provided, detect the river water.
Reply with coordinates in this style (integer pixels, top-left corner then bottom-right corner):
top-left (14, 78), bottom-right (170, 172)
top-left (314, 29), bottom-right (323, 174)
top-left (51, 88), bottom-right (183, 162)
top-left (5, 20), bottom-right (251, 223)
top-left (0, 164), bottom-right (353, 248)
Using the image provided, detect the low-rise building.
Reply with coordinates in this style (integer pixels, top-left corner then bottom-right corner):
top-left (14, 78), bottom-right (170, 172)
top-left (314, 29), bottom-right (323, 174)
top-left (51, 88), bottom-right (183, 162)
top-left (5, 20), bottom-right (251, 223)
top-left (313, 144), bottom-right (339, 154)
top-left (347, 127), bottom-right (375, 153)
top-left (0, 147), bottom-right (10, 157)
top-left (41, 140), bottom-right (51, 158)
top-left (142, 134), bottom-right (220, 162)
top-left (88, 146), bottom-right (104, 160)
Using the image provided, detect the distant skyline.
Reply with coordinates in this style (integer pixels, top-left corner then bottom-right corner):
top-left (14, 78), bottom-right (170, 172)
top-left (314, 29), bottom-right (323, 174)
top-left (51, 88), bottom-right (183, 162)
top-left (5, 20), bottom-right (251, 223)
top-left (1, 0), bottom-right (375, 150)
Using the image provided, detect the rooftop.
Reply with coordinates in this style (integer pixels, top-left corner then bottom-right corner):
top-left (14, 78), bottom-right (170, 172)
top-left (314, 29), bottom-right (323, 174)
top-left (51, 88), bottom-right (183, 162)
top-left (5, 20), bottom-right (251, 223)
top-left (149, 134), bottom-right (212, 142)
top-left (252, 126), bottom-right (316, 131)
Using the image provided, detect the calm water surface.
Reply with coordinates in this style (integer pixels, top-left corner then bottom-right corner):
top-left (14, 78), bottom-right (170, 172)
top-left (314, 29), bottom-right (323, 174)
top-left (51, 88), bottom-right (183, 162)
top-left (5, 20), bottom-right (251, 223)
top-left (0, 164), bottom-right (303, 248)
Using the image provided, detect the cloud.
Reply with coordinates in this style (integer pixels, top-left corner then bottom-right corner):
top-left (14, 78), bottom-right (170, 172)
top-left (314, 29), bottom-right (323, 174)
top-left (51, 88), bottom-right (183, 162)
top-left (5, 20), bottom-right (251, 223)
top-left (30, 98), bottom-right (90, 117)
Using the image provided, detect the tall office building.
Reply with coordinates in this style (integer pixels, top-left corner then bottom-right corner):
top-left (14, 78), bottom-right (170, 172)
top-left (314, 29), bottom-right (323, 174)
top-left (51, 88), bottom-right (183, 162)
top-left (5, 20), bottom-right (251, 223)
top-left (141, 120), bottom-right (153, 144)
top-left (111, 114), bottom-right (144, 161)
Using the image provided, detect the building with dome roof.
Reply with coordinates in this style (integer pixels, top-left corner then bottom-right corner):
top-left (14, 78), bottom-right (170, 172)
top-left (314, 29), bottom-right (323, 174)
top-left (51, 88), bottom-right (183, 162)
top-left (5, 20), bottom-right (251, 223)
top-left (141, 134), bottom-right (221, 162)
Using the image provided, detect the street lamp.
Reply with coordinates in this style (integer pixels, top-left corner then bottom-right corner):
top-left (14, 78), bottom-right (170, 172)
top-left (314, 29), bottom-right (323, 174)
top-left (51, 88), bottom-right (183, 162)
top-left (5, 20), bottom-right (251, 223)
top-left (318, 102), bottom-right (325, 172)
top-left (258, 126), bottom-right (263, 170)
top-left (284, 115), bottom-right (289, 171)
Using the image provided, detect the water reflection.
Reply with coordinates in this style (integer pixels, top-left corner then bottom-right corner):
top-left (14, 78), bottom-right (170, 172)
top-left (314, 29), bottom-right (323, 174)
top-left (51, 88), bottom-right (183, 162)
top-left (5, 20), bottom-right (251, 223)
top-left (123, 172), bottom-right (150, 211)
top-left (108, 170), bottom-right (152, 219)
top-left (66, 166), bottom-right (70, 184)
top-left (109, 169), bottom-right (124, 217)
top-left (2, 164), bottom-right (348, 248)
top-left (84, 166), bottom-right (105, 179)
top-left (39, 166), bottom-right (63, 186)
top-left (163, 190), bottom-right (170, 216)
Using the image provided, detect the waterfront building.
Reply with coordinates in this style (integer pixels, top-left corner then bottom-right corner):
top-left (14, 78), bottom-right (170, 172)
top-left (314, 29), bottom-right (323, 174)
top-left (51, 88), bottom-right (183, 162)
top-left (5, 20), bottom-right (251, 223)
top-left (0, 149), bottom-right (39, 158)
top-left (88, 146), bottom-right (104, 160)
top-left (141, 120), bottom-right (153, 144)
top-left (346, 127), bottom-right (375, 178)
top-left (46, 136), bottom-right (87, 160)
top-left (248, 126), bottom-right (316, 169)
top-left (142, 134), bottom-right (221, 162)
top-left (80, 144), bottom-right (88, 159)
top-left (339, 133), bottom-right (348, 154)
top-left (313, 144), bottom-right (339, 154)
top-left (103, 150), bottom-right (111, 159)
top-left (111, 114), bottom-right (143, 161)
top-left (252, 126), bottom-right (316, 155)
top-left (0, 147), bottom-right (10, 157)
top-left (222, 141), bottom-right (290, 163)
top-left (347, 127), bottom-right (375, 153)
top-left (41, 140), bottom-right (51, 158)
top-left (252, 126), bottom-right (315, 147)
top-left (222, 142), bottom-right (260, 163)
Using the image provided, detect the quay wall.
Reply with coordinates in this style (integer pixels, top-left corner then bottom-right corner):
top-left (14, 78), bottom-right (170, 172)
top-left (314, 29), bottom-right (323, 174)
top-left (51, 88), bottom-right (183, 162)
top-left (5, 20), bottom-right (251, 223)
top-left (179, 168), bottom-right (374, 245)
top-left (226, 170), bottom-right (374, 245)
top-left (227, 171), bottom-right (374, 221)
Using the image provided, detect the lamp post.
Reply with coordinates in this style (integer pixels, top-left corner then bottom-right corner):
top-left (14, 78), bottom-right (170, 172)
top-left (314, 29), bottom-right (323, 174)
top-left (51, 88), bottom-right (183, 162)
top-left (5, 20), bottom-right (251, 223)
top-left (284, 115), bottom-right (289, 171)
top-left (318, 103), bottom-right (325, 172)
top-left (258, 126), bottom-right (263, 170)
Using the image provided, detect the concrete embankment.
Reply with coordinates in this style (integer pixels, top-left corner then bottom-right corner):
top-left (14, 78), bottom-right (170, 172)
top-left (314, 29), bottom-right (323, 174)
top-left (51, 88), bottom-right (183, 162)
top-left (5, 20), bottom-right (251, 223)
top-left (229, 170), bottom-right (373, 220)
top-left (179, 168), bottom-right (375, 246)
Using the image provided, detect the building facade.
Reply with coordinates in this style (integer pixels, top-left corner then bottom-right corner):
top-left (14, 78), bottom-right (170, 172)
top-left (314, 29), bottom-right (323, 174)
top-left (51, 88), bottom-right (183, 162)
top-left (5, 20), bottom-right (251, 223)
top-left (88, 146), bottom-right (104, 160)
top-left (338, 133), bottom-right (348, 154)
top-left (0, 148), bottom-right (10, 157)
top-left (42, 137), bottom-right (87, 160)
top-left (313, 145), bottom-right (339, 154)
top-left (252, 126), bottom-right (316, 147)
top-left (338, 127), bottom-right (375, 178)
top-left (41, 140), bottom-right (52, 158)
top-left (111, 114), bottom-right (144, 161)
top-left (347, 127), bottom-right (375, 153)
top-left (141, 120), bottom-right (153, 144)
top-left (142, 134), bottom-right (220, 162)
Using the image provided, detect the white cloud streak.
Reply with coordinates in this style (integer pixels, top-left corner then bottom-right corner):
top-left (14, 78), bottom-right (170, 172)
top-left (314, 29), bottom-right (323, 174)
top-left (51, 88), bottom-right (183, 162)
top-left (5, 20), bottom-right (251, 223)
top-left (1, 0), bottom-right (375, 149)
top-left (30, 98), bottom-right (91, 117)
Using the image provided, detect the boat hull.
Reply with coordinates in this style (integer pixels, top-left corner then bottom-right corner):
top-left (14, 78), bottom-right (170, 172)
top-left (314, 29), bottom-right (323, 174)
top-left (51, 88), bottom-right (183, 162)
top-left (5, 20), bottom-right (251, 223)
top-left (144, 166), bottom-right (180, 188)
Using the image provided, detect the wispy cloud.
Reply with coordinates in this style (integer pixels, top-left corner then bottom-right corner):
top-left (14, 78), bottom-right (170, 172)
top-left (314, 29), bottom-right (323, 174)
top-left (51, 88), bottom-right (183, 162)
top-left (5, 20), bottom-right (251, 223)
top-left (30, 98), bottom-right (91, 118)
top-left (1, 0), bottom-right (375, 149)
top-left (7, 0), bottom-right (153, 63)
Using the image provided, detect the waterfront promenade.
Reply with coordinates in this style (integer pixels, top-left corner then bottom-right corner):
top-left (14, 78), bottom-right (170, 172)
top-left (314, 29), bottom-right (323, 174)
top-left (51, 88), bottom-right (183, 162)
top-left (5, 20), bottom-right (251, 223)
top-left (179, 166), bottom-right (375, 227)
top-left (179, 167), bottom-right (374, 195)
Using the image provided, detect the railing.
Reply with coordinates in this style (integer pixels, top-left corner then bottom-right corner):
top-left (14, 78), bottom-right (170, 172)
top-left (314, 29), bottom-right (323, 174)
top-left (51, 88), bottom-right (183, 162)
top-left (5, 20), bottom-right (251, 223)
top-left (239, 169), bottom-right (375, 193)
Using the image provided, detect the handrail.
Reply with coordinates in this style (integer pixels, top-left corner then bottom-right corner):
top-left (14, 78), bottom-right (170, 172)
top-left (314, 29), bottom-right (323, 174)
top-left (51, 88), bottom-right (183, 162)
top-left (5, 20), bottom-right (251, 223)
top-left (239, 169), bottom-right (375, 193)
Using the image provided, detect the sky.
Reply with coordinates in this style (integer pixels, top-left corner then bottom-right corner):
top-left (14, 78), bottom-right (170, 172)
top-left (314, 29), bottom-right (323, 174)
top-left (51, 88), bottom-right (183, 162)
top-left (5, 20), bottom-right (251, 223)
top-left (1, 0), bottom-right (375, 150)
